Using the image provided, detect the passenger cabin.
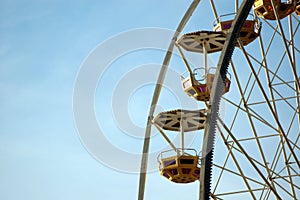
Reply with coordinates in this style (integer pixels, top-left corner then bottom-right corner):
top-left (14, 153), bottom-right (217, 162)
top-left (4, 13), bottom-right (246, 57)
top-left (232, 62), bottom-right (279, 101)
top-left (254, 0), bottom-right (297, 20)
top-left (296, 2), bottom-right (300, 15)
top-left (213, 14), bottom-right (261, 46)
top-left (181, 68), bottom-right (231, 102)
top-left (153, 111), bottom-right (205, 184)
top-left (158, 149), bottom-right (200, 183)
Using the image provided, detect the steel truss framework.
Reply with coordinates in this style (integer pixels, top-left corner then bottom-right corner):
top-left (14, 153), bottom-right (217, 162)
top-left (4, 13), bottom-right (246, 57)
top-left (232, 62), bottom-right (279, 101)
top-left (138, 0), bottom-right (299, 199)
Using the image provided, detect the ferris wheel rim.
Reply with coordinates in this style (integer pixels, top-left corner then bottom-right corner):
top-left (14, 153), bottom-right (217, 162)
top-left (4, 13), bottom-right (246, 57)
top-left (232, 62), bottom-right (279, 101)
top-left (137, 1), bottom-right (202, 200)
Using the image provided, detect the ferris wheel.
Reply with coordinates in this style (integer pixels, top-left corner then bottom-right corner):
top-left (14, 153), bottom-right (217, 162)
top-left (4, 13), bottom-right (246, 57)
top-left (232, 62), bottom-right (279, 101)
top-left (138, 0), bottom-right (300, 199)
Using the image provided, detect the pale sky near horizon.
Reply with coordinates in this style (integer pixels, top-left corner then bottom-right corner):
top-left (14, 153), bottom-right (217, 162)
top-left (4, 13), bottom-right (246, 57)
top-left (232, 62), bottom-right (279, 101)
top-left (1, 1), bottom-right (299, 200)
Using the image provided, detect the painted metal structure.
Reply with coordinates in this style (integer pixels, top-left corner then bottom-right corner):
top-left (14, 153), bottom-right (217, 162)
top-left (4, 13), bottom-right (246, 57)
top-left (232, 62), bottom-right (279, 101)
top-left (254, 0), bottom-right (297, 20)
top-left (157, 149), bottom-right (201, 183)
top-left (138, 0), bottom-right (299, 199)
top-left (213, 13), bottom-right (261, 46)
top-left (153, 110), bottom-right (206, 183)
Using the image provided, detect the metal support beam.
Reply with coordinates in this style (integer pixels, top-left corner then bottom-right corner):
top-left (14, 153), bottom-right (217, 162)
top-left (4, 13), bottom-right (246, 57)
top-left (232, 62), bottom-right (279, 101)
top-left (138, 1), bottom-right (201, 199)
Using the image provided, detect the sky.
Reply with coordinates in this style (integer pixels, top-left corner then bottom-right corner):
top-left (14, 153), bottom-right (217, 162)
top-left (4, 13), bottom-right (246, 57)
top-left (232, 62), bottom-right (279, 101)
top-left (0, 1), bottom-right (299, 200)
top-left (0, 1), bottom-right (208, 199)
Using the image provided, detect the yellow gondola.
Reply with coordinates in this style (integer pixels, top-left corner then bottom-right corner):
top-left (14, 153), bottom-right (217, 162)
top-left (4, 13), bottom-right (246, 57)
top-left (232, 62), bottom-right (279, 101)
top-left (213, 13), bottom-right (261, 46)
top-left (153, 110), bottom-right (206, 183)
top-left (176, 31), bottom-right (231, 101)
top-left (296, 2), bottom-right (300, 16)
top-left (181, 68), bottom-right (231, 102)
top-left (157, 149), bottom-right (201, 183)
top-left (254, 0), bottom-right (297, 20)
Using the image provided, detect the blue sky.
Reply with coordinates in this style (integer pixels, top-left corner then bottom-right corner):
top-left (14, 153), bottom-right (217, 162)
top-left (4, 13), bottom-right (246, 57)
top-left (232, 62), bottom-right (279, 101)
top-left (1, 1), bottom-right (299, 200)
top-left (0, 1), bottom-right (207, 199)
